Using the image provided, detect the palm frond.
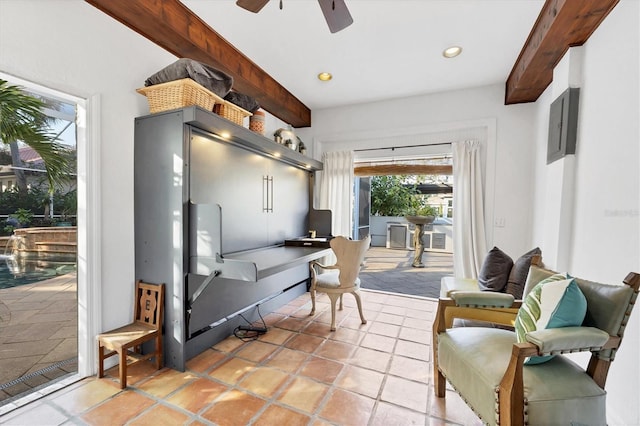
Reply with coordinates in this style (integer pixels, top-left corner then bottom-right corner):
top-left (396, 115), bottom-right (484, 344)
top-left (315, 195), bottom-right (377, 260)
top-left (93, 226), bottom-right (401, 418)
top-left (0, 79), bottom-right (71, 192)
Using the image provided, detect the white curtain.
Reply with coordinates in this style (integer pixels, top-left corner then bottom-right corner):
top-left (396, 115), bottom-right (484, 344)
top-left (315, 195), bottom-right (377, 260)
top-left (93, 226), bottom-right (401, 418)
top-left (452, 140), bottom-right (487, 278)
top-left (318, 151), bottom-right (354, 238)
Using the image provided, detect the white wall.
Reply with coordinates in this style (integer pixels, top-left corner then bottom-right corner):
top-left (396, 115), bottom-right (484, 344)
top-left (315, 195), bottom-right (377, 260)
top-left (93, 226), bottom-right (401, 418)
top-left (298, 84), bottom-right (538, 258)
top-left (0, 0), bottom-right (176, 331)
top-left (530, 1), bottom-right (640, 424)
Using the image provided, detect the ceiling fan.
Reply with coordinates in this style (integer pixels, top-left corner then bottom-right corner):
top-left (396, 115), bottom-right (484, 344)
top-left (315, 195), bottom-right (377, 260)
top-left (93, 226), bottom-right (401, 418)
top-left (236, 0), bottom-right (354, 33)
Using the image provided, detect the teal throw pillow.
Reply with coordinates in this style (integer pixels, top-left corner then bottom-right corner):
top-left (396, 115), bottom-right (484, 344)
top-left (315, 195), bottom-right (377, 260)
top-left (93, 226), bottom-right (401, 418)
top-left (515, 273), bottom-right (587, 364)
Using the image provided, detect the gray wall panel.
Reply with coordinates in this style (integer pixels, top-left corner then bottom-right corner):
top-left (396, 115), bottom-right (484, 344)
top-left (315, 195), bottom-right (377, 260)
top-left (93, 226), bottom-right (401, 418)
top-left (134, 110), bottom-right (189, 370)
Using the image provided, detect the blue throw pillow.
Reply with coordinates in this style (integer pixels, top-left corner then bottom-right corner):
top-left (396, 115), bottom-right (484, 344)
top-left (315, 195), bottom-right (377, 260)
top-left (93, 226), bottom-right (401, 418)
top-left (515, 273), bottom-right (587, 364)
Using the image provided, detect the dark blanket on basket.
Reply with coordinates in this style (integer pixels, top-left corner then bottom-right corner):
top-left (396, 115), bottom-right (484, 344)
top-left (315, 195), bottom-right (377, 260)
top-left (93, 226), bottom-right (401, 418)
top-left (224, 91), bottom-right (260, 113)
top-left (145, 58), bottom-right (233, 98)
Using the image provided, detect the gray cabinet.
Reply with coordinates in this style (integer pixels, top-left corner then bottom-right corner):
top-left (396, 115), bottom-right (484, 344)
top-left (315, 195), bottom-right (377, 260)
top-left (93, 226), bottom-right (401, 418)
top-left (267, 159), bottom-right (309, 246)
top-left (190, 130), bottom-right (269, 252)
top-left (134, 107), bottom-right (327, 371)
top-left (189, 130), bottom-right (309, 253)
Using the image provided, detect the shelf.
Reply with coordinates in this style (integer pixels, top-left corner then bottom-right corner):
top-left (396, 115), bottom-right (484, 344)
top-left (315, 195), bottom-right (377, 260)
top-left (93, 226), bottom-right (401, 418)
top-left (178, 106), bottom-right (323, 171)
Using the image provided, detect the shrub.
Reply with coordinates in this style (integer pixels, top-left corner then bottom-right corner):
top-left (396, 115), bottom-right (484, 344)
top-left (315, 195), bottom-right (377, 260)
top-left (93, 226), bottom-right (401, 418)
top-left (371, 175), bottom-right (420, 216)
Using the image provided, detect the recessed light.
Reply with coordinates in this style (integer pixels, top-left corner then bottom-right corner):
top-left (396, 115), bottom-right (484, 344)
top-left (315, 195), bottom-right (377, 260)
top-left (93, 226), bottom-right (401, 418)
top-left (443, 46), bottom-right (462, 58)
top-left (219, 131), bottom-right (231, 139)
top-left (318, 72), bottom-right (333, 81)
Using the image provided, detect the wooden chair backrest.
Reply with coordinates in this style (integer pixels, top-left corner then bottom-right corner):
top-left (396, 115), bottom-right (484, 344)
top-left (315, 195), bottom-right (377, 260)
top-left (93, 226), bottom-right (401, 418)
top-left (329, 235), bottom-right (371, 287)
top-left (134, 280), bottom-right (164, 331)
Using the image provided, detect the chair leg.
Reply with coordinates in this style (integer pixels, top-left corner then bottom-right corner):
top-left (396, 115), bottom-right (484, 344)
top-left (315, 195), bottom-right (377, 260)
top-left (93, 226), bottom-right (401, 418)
top-left (434, 365), bottom-right (446, 397)
top-left (118, 349), bottom-right (127, 389)
top-left (327, 293), bottom-right (340, 331)
top-left (97, 342), bottom-right (104, 378)
top-left (339, 294), bottom-right (343, 310)
top-left (352, 291), bottom-right (367, 325)
top-left (309, 289), bottom-right (316, 316)
top-left (155, 336), bottom-right (162, 370)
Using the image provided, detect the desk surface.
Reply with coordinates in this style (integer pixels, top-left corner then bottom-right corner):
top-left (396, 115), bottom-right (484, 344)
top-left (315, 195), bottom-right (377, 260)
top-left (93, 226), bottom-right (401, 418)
top-left (191, 245), bottom-right (332, 282)
top-left (225, 245), bottom-right (331, 280)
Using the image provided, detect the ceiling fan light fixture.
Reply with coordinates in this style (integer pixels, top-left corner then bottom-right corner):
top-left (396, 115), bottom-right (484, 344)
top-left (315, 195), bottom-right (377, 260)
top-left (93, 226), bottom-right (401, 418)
top-left (443, 46), bottom-right (462, 58)
top-left (318, 72), bottom-right (333, 81)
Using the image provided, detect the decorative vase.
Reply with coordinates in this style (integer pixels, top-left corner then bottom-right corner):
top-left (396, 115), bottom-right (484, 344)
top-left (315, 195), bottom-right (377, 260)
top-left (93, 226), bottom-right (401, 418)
top-left (249, 109), bottom-right (265, 135)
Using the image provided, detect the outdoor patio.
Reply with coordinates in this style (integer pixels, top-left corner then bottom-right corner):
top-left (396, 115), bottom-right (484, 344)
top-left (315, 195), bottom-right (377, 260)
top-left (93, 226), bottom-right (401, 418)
top-left (360, 247), bottom-right (452, 298)
top-left (0, 272), bottom-right (77, 404)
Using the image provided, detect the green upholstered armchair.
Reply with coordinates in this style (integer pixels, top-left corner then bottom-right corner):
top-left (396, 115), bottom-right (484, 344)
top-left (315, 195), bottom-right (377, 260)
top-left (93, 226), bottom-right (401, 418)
top-left (433, 265), bottom-right (640, 426)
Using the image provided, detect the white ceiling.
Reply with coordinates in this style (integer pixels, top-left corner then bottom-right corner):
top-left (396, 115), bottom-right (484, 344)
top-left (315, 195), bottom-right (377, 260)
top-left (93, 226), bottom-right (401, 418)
top-left (182, 0), bottom-right (545, 110)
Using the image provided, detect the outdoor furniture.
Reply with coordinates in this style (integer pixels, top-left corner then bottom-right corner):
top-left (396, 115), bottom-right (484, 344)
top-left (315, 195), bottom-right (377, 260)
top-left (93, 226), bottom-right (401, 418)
top-left (309, 235), bottom-right (371, 331)
top-left (97, 280), bottom-right (164, 388)
top-left (433, 265), bottom-right (640, 425)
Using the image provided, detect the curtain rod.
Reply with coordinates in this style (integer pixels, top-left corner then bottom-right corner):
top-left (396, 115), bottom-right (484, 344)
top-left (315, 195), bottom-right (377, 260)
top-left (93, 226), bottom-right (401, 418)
top-left (354, 141), bottom-right (452, 152)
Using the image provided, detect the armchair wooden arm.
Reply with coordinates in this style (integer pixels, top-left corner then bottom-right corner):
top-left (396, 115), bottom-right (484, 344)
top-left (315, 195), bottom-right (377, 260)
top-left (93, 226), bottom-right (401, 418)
top-left (433, 297), bottom-right (521, 331)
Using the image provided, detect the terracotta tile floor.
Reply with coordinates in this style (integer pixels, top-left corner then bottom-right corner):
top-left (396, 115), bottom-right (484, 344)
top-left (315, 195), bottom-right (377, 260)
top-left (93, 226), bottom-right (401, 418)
top-left (0, 290), bottom-right (482, 425)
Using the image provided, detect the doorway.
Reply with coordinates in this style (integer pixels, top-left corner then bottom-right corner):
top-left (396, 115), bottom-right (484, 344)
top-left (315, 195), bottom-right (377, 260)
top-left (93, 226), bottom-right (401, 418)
top-left (0, 74), bottom-right (91, 406)
top-left (353, 156), bottom-right (454, 298)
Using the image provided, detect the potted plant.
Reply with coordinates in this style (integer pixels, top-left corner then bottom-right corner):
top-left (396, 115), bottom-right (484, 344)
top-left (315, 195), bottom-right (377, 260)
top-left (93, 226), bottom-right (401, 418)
top-left (405, 205), bottom-right (437, 225)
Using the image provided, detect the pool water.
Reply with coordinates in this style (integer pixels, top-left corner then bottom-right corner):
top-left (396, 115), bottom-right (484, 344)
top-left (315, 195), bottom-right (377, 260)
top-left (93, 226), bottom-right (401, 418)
top-left (0, 259), bottom-right (76, 289)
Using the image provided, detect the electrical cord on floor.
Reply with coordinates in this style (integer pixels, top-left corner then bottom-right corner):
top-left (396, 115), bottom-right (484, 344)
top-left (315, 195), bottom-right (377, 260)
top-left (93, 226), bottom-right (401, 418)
top-left (233, 304), bottom-right (268, 341)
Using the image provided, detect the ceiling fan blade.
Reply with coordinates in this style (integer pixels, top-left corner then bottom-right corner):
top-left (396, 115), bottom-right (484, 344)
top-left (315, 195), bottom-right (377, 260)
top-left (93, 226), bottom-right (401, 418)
top-left (236, 0), bottom-right (270, 13)
top-left (318, 0), bottom-right (353, 33)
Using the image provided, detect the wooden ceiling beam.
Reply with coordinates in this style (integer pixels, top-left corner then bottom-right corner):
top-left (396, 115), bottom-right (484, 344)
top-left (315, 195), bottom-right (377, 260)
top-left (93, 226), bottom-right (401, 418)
top-left (505, 0), bottom-right (618, 105)
top-left (354, 164), bottom-right (453, 177)
top-left (85, 0), bottom-right (311, 128)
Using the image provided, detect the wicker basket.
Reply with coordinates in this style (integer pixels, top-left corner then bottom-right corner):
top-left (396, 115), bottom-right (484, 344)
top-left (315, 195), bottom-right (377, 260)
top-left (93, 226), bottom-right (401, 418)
top-left (213, 100), bottom-right (253, 126)
top-left (136, 78), bottom-right (224, 114)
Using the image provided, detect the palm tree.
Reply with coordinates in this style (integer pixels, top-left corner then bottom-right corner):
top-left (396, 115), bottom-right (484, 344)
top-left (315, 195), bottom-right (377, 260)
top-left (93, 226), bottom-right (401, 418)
top-left (0, 79), bottom-right (70, 193)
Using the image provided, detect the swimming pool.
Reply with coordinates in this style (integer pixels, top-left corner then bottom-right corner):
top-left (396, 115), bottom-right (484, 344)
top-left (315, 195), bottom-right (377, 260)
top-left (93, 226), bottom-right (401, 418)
top-left (0, 258), bottom-right (76, 289)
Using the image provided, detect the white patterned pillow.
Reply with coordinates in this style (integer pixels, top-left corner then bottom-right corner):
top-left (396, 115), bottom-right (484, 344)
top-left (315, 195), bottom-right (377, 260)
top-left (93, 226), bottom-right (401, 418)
top-left (515, 273), bottom-right (587, 364)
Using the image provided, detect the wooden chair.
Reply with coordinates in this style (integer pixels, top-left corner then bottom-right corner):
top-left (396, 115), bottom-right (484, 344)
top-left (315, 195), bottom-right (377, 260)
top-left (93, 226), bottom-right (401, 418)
top-left (97, 280), bottom-right (164, 389)
top-left (433, 266), bottom-right (640, 425)
top-left (309, 235), bottom-right (371, 331)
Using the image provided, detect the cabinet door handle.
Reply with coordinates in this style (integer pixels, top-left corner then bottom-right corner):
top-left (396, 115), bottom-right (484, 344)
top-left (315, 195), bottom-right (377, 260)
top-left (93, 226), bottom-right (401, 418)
top-left (269, 175), bottom-right (274, 212)
top-left (263, 175), bottom-right (268, 212)
top-left (263, 175), bottom-right (273, 212)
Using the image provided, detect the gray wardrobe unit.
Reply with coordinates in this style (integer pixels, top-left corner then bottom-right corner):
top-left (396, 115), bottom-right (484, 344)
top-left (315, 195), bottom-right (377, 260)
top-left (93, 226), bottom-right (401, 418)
top-left (134, 107), bottom-right (329, 371)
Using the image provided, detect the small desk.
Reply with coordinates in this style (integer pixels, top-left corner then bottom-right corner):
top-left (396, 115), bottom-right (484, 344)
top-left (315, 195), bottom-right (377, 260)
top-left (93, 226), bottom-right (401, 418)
top-left (225, 245), bottom-right (331, 280)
